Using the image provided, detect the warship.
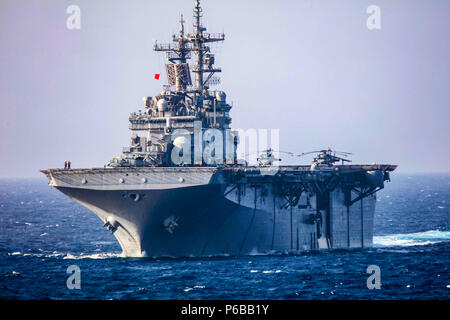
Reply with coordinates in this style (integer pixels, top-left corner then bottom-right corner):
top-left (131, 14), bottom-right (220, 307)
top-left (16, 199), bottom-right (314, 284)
top-left (41, 1), bottom-right (396, 257)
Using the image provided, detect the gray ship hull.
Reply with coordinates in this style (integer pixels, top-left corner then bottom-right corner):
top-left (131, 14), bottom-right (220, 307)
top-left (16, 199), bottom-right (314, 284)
top-left (42, 165), bottom-right (394, 257)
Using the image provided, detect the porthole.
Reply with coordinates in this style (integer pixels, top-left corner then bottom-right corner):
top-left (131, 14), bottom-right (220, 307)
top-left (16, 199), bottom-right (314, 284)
top-left (141, 177), bottom-right (147, 183)
top-left (119, 178), bottom-right (125, 184)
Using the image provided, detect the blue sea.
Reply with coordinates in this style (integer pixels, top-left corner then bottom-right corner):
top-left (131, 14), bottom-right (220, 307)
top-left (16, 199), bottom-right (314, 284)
top-left (0, 174), bottom-right (448, 300)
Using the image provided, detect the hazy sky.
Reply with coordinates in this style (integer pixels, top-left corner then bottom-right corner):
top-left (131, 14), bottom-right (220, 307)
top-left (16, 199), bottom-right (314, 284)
top-left (0, 0), bottom-right (449, 178)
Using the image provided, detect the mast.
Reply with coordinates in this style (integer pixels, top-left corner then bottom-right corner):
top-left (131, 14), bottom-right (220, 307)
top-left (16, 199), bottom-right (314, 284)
top-left (190, 0), bottom-right (225, 97)
top-left (153, 0), bottom-right (225, 104)
top-left (193, 0), bottom-right (204, 92)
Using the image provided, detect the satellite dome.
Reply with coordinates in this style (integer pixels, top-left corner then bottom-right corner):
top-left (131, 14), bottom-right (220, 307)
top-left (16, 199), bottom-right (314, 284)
top-left (173, 136), bottom-right (187, 149)
top-left (157, 99), bottom-right (168, 111)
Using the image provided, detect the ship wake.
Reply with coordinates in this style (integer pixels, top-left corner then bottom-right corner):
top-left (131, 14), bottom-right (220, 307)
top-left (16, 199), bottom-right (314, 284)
top-left (7, 251), bottom-right (123, 260)
top-left (373, 230), bottom-right (450, 247)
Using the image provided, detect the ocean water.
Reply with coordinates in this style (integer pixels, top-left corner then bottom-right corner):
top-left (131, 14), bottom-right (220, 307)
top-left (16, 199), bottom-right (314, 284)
top-left (0, 174), bottom-right (448, 300)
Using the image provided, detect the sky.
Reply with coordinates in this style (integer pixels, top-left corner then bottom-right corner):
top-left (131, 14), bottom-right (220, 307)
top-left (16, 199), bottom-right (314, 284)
top-left (0, 0), bottom-right (449, 178)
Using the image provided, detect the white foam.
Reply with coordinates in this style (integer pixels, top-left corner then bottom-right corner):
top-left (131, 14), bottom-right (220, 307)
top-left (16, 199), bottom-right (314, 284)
top-left (7, 251), bottom-right (121, 259)
top-left (262, 270), bottom-right (282, 274)
top-left (373, 230), bottom-right (450, 247)
top-left (90, 241), bottom-right (115, 245)
top-left (62, 252), bottom-right (123, 260)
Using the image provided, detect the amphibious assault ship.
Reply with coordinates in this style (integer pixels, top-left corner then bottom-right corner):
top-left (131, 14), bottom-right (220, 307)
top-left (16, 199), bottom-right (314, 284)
top-left (41, 1), bottom-right (396, 257)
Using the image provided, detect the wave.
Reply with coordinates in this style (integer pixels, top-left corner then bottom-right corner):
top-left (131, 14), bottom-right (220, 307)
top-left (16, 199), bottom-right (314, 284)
top-left (8, 251), bottom-right (123, 260)
top-left (63, 252), bottom-right (123, 260)
top-left (373, 230), bottom-right (450, 247)
top-left (7, 230), bottom-right (448, 260)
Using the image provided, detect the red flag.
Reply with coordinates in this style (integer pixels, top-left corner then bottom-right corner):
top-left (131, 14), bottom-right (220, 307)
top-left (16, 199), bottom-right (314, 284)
top-left (154, 74), bottom-right (160, 80)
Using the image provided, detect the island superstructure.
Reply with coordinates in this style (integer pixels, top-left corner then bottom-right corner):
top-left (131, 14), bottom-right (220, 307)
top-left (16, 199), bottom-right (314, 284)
top-left (41, 1), bottom-right (396, 257)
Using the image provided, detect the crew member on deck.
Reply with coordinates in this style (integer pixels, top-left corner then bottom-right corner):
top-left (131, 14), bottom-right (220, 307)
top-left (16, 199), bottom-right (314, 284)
top-left (64, 161), bottom-right (67, 169)
top-left (68, 161), bottom-right (71, 169)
